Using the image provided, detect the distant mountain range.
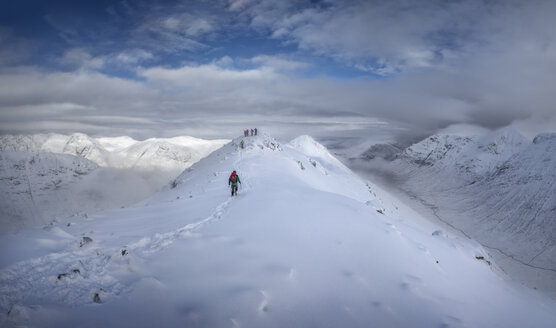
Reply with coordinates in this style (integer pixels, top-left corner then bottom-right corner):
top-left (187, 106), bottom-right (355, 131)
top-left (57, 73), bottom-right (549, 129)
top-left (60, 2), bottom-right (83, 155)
top-left (0, 133), bottom-right (229, 232)
top-left (0, 133), bottom-right (229, 171)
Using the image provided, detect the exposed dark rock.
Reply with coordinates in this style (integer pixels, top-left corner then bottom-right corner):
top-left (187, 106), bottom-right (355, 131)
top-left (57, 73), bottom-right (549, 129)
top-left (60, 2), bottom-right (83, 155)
top-left (79, 236), bottom-right (93, 247)
top-left (360, 143), bottom-right (402, 161)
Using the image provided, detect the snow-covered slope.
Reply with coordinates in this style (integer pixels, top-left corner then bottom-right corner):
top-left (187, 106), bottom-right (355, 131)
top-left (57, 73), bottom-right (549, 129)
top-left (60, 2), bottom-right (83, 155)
top-left (0, 133), bottom-right (229, 171)
top-left (456, 133), bottom-right (556, 269)
top-left (0, 133), bottom-right (229, 232)
top-left (355, 127), bottom-right (556, 293)
top-left (0, 151), bottom-right (98, 232)
top-left (1, 134), bottom-right (554, 327)
top-left (399, 127), bottom-right (528, 184)
top-left (0, 151), bottom-right (166, 233)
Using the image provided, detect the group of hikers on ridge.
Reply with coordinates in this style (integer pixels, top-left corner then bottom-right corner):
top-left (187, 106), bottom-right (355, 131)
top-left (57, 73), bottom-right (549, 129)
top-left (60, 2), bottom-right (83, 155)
top-left (240, 128), bottom-right (258, 149)
top-left (243, 128), bottom-right (257, 137)
top-left (228, 170), bottom-right (241, 196)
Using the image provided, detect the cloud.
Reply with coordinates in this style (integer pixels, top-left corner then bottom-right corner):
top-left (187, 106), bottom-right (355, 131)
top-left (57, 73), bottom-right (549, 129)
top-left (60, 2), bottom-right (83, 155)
top-left (2, 41), bottom-right (555, 141)
top-left (118, 2), bottom-right (225, 54)
top-left (142, 63), bottom-right (277, 83)
top-left (133, 26), bottom-right (209, 54)
top-left (228, 0), bottom-right (256, 12)
top-left (229, 0), bottom-right (449, 72)
top-left (250, 55), bottom-right (309, 72)
top-left (231, 0), bottom-right (556, 80)
top-left (0, 54), bottom-right (383, 139)
top-left (436, 123), bottom-right (491, 137)
top-left (44, 1), bottom-right (218, 56)
top-left (59, 48), bottom-right (154, 71)
top-left (0, 103), bottom-right (90, 119)
top-left (114, 49), bottom-right (154, 64)
top-left (59, 48), bottom-right (106, 70)
top-left (1, 0), bottom-right (555, 142)
top-left (0, 65), bottom-right (164, 138)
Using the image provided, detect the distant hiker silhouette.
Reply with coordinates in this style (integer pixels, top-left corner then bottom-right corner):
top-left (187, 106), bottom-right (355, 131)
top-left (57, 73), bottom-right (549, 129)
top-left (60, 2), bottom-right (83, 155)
top-left (229, 170), bottom-right (241, 196)
top-left (250, 129), bottom-right (254, 136)
top-left (254, 128), bottom-right (257, 136)
top-left (240, 140), bottom-right (244, 149)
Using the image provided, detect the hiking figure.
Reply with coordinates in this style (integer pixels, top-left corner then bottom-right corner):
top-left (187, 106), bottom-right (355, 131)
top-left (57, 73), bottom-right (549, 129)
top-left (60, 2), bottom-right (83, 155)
top-left (244, 130), bottom-right (248, 137)
top-left (240, 140), bottom-right (244, 149)
top-left (229, 170), bottom-right (241, 196)
top-left (250, 129), bottom-right (254, 136)
top-left (254, 128), bottom-right (257, 136)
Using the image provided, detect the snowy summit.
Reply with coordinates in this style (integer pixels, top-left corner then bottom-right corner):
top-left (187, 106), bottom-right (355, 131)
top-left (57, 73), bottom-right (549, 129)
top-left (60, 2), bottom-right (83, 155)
top-left (1, 134), bottom-right (555, 327)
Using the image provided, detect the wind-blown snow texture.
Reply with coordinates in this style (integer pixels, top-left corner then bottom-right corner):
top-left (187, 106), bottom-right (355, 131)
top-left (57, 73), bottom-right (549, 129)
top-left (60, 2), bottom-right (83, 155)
top-left (0, 133), bottom-right (229, 233)
top-left (358, 127), bottom-right (556, 294)
top-left (1, 134), bottom-right (555, 327)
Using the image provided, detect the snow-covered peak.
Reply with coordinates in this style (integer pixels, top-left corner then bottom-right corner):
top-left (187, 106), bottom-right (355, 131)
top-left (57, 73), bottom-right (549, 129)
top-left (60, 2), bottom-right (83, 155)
top-left (399, 127), bottom-right (530, 176)
top-left (61, 133), bottom-right (110, 166)
top-left (0, 134), bottom-right (41, 152)
top-left (533, 132), bottom-right (556, 145)
top-left (477, 126), bottom-right (527, 147)
top-left (0, 132), bottom-right (111, 165)
top-left (0, 132), bottom-right (229, 171)
top-left (152, 133), bottom-right (369, 206)
top-left (402, 134), bottom-right (474, 167)
top-left (475, 126), bottom-right (528, 158)
top-left (241, 133), bottom-right (282, 151)
top-left (287, 135), bottom-right (328, 156)
top-left (287, 134), bottom-right (349, 171)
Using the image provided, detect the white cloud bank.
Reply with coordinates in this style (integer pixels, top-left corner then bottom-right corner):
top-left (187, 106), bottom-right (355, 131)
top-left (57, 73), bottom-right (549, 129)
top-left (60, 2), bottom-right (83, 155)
top-left (0, 0), bottom-right (555, 141)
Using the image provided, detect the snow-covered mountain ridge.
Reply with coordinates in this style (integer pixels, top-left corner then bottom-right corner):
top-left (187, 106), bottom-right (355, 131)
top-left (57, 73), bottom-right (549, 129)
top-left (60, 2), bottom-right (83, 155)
top-left (356, 127), bottom-right (556, 293)
top-left (399, 127), bottom-right (528, 179)
top-left (0, 133), bottom-right (229, 233)
top-left (1, 134), bottom-right (555, 327)
top-left (0, 133), bottom-right (229, 171)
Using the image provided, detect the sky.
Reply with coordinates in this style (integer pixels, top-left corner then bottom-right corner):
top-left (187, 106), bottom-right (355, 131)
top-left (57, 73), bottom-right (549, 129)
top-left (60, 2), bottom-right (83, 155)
top-left (0, 0), bottom-right (555, 143)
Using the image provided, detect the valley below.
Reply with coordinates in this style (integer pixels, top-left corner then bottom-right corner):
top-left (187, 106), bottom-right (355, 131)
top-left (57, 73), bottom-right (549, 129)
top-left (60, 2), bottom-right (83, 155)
top-left (345, 128), bottom-right (556, 298)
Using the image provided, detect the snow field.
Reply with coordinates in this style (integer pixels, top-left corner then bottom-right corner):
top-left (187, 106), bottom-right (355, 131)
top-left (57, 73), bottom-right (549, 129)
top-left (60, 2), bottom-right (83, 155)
top-left (1, 134), bottom-right (555, 327)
